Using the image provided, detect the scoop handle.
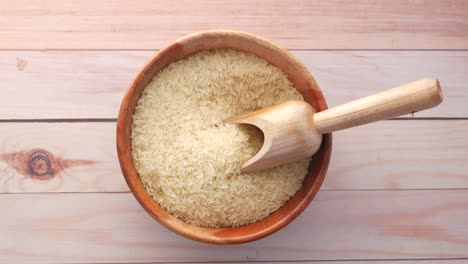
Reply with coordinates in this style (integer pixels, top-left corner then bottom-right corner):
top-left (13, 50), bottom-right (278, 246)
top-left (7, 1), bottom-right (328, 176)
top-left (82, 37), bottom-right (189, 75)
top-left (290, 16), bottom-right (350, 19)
top-left (313, 78), bottom-right (443, 134)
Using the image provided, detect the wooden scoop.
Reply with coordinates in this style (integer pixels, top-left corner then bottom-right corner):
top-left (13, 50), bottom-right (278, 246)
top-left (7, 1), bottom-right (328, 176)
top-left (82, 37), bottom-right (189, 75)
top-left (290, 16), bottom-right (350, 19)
top-left (226, 78), bottom-right (443, 173)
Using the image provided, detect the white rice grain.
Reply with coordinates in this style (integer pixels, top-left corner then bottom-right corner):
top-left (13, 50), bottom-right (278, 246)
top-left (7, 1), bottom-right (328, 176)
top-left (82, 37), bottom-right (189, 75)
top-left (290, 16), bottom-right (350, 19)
top-left (132, 49), bottom-right (309, 228)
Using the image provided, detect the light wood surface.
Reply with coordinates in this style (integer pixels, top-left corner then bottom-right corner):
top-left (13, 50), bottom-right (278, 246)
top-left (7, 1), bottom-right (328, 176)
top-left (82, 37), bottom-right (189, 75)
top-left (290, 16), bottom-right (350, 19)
top-left (197, 259), bottom-right (467, 264)
top-left (1, 0), bottom-right (467, 262)
top-left (0, 0), bottom-right (467, 49)
top-left (0, 123), bottom-right (126, 193)
top-left (0, 121), bottom-right (466, 193)
top-left (325, 120), bottom-right (468, 190)
top-left (204, 262), bottom-right (468, 264)
top-left (1, 191), bottom-right (468, 263)
top-left (207, 262), bottom-right (468, 264)
top-left (0, 50), bottom-right (465, 119)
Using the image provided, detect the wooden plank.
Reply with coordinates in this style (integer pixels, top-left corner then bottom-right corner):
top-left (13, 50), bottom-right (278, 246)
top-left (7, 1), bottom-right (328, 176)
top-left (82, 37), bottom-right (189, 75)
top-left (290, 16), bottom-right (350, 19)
top-left (0, 122), bottom-right (127, 192)
top-left (1, 191), bottom-right (468, 263)
top-left (0, 51), bottom-right (145, 119)
top-left (202, 261), bottom-right (468, 264)
top-left (299, 51), bottom-right (468, 119)
top-left (0, 120), bottom-right (467, 193)
top-left (323, 120), bottom-right (468, 190)
top-left (205, 261), bottom-right (468, 264)
top-left (0, 50), bottom-right (466, 119)
top-left (0, 0), bottom-right (467, 49)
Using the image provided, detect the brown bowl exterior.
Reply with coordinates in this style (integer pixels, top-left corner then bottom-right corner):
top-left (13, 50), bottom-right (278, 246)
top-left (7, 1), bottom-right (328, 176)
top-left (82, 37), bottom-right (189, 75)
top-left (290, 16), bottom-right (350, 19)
top-left (116, 30), bottom-right (332, 244)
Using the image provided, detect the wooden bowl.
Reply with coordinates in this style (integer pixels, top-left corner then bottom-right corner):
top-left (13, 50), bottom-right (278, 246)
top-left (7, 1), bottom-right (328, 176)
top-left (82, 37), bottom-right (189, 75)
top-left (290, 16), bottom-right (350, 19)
top-left (116, 30), bottom-right (332, 244)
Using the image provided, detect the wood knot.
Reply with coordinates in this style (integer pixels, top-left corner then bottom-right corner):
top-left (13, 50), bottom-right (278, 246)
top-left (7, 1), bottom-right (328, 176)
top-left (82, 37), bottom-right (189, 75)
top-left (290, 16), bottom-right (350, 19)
top-left (28, 151), bottom-right (54, 178)
top-left (0, 148), bottom-right (94, 181)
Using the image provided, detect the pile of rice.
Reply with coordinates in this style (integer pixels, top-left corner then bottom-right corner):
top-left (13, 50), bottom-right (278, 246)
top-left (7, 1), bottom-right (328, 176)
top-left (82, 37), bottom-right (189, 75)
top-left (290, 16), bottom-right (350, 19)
top-left (131, 49), bottom-right (309, 228)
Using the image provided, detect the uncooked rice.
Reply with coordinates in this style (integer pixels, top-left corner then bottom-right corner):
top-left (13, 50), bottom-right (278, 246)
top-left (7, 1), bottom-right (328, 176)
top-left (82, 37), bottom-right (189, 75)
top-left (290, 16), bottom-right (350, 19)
top-left (131, 49), bottom-right (309, 228)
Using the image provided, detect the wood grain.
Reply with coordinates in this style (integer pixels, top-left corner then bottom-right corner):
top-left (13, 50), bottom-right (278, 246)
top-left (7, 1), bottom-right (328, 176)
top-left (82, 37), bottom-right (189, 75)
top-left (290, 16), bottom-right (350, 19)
top-left (0, 0), bottom-right (465, 262)
top-left (324, 120), bottom-right (468, 190)
top-left (0, 120), bottom-right (466, 193)
top-left (0, 123), bottom-right (126, 192)
top-left (1, 191), bottom-right (468, 262)
top-left (0, 50), bottom-right (466, 119)
top-left (300, 51), bottom-right (467, 119)
top-left (0, 0), bottom-right (467, 49)
top-left (202, 261), bottom-right (468, 264)
top-left (0, 51), bottom-right (144, 119)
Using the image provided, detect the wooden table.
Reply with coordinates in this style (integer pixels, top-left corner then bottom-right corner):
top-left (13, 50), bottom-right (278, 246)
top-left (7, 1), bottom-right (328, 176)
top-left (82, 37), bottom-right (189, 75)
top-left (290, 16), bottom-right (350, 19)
top-left (1, 1), bottom-right (467, 263)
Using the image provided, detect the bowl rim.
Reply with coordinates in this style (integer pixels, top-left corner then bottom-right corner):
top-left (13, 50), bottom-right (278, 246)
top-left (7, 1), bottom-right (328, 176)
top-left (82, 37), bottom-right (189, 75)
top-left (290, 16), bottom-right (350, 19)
top-left (116, 29), bottom-right (332, 244)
